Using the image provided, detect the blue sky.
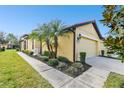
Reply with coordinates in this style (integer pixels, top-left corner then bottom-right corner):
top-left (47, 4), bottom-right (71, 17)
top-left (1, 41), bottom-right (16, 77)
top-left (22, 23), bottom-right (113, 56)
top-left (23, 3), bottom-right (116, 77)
top-left (0, 5), bottom-right (109, 37)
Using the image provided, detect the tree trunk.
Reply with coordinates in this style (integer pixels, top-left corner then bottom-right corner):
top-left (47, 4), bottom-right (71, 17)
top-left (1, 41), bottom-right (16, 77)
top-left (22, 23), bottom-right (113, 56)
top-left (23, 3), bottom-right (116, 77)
top-left (39, 39), bottom-right (42, 55)
top-left (50, 44), bottom-right (55, 58)
top-left (46, 38), bottom-right (52, 58)
top-left (54, 36), bottom-right (58, 58)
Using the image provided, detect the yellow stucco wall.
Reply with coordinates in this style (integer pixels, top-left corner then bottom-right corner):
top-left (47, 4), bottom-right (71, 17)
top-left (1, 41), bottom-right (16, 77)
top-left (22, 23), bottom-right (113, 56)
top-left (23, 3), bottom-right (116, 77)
top-left (27, 39), bottom-right (32, 51)
top-left (75, 23), bottom-right (102, 61)
top-left (21, 38), bottom-right (41, 53)
top-left (42, 42), bottom-right (48, 53)
top-left (57, 32), bottom-right (74, 62)
top-left (20, 23), bottom-right (105, 62)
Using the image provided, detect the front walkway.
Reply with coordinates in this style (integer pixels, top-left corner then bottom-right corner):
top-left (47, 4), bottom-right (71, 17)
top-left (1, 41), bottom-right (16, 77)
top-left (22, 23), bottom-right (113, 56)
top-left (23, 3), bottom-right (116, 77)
top-left (18, 52), bottom-right (110, 88)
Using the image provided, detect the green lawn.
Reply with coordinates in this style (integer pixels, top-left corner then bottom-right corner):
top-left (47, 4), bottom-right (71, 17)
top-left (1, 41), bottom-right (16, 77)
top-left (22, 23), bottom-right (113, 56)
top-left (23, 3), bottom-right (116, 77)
top-left (104, 72), bottom-right (124, 88)
top-left (0, 50), bottom-right (53, 88)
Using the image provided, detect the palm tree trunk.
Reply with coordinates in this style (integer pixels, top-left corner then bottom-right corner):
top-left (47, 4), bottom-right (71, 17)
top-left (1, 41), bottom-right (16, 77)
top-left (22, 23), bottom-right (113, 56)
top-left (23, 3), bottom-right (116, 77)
top-left (54, 36), bottom-right (58, 58)
top-left (50, 44), bottom-right (55, 58)
top-left (46, 38), bottom-right (52, 58)
top-left (39, 39), bottom-right (42, 55)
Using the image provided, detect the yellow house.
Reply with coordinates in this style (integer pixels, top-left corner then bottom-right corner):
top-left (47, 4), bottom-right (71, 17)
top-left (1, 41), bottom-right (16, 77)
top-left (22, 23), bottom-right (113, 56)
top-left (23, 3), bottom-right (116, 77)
top-left (20, 20), bottom-right (105, 62)
top-left (20, 34), bottom-right (41, 54)
top-left (57, 20), bottom-right (105, 62)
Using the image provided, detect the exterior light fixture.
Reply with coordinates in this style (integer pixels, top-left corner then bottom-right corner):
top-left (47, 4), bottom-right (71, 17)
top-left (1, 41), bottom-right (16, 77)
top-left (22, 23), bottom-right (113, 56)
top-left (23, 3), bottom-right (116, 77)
top-left (77, 33), bottom-right (82, 40)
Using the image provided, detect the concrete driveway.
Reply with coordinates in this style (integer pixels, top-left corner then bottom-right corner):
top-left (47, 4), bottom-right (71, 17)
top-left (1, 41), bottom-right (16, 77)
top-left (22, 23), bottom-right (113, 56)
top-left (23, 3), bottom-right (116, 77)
top-left (86, 57), bottom-right (124, 75)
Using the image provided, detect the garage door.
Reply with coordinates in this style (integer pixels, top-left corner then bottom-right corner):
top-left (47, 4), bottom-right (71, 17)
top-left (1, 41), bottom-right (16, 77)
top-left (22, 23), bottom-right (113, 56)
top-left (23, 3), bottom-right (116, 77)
top-left (76, 37), bottom-right (97, 60)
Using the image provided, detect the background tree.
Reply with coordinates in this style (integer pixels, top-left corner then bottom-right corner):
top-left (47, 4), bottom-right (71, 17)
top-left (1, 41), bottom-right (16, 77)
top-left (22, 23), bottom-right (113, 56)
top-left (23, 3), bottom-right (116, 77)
top-left (101, 5), bottom-right (124, 62)
top-left (6, 33), bottom-right (19, 48)
top-left (0, 31), bottom-right (6, 44)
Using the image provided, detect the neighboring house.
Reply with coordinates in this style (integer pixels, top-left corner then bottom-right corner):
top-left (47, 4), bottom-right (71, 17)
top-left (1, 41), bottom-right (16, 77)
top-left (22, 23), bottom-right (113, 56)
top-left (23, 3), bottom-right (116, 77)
top-left (7, 41), bottom-right (13, 49)
top-left (0, 43), bottom-right (7, 49)
top-left (20, 34), bottom-right (41, 54)
top-left (0, 42), bottom-right (16, 49)
top-left (20, 20), bottom-right (106, 62)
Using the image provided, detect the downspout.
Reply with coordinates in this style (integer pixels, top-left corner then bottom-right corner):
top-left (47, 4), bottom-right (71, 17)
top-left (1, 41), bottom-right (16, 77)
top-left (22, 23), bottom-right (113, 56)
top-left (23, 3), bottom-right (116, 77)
top-left (72, 28), bottom-right (76, 62)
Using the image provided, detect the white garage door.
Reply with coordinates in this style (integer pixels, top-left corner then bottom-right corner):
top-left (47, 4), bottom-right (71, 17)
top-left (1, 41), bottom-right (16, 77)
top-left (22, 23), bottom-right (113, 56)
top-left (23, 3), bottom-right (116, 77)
top-left (76, 37), bottom-right (97, 61)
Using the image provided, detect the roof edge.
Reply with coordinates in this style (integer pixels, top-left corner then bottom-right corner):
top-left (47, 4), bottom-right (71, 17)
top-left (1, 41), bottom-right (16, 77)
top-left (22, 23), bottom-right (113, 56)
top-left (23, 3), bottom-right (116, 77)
top-left (65, 20), bottom-right (104, 40)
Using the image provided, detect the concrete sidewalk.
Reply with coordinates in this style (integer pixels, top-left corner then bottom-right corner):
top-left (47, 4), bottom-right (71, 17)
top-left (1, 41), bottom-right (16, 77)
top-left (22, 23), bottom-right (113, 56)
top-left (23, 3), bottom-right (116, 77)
top-left (18, 52), bottom-right (109, 88)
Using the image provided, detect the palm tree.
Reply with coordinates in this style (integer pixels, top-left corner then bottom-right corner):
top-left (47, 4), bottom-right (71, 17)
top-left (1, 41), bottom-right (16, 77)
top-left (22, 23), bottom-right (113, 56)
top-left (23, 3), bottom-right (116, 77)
top-left (29, 26), bottom-right (43, 54)
top-left (41, 23), bottom-right (55, 58)
top-left (50, 20), bottom-right (67, 58)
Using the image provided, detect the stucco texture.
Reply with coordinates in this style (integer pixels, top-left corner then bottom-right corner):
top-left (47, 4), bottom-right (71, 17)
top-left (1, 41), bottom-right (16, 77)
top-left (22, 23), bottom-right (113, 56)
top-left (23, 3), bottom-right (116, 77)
top-left (75, 23), bottom-right (103, 61)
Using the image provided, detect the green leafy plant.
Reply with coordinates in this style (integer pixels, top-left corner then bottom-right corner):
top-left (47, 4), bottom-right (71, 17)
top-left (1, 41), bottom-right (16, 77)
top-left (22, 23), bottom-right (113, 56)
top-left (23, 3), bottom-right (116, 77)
top-left (43, 51), bottom-right (50, 57)
top-left (101, 6), bottom-right (124, 62)
top-left (40, 56), bottom-right (49, 61)
top-left (56, 62), bottom-right (68, 71)
top-left (72, 62), bottom-right (84, 69)
top-left (22, 50), bottom-right (30, 55)
top-left (29, 51), bottom-right (34, 56)
top-left (57, 56), bottom-right (70, 63)
top-left (48, 59), bottom-right (59, 66)
top-left (16, 48), bottom-right (20, 51)
top-left (1, 47), bottom-right (5, 51)
top-left (65, 66), bottom-right (78, 76)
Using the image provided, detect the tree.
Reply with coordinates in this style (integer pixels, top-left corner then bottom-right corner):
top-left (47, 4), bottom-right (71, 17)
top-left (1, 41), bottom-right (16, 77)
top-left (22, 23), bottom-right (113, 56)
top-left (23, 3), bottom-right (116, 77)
top-left (41, 23), bottom-right (54, 58)
top-left (50, 20), bottom-right (67, 58)
top-left (30, 27), bottom-right (43, 54)
top-left (0, 31), bottom-right (6, 44)
top-left (30, 20), bottom-right (68, 58)
top-left (101, 5), bottom-right (124, 62)
top-left (6, 33), bottom-right (19, 48)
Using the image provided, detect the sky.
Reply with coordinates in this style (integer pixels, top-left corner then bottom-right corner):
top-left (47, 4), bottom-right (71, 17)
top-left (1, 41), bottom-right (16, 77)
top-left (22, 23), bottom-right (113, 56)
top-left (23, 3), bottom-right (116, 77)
top-left (0, 5), bottom-right (109, 38)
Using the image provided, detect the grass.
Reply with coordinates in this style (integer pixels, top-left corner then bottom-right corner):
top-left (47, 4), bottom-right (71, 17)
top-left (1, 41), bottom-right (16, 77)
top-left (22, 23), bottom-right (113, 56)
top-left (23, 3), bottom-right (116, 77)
top-left (104, 72), bottom-right (124, 88)
top-left (0, 50), bottom-right (53, 88)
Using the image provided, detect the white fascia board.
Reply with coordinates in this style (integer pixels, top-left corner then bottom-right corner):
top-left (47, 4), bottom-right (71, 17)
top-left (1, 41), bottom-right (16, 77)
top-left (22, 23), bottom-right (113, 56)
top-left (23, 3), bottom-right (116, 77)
top-left (80, 33), bottom-right (99, 41)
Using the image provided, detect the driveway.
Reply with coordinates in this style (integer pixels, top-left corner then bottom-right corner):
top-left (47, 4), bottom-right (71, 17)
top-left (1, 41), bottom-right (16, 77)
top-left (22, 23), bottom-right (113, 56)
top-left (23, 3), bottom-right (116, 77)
top-left (86, 57), bottom-right (124, 75)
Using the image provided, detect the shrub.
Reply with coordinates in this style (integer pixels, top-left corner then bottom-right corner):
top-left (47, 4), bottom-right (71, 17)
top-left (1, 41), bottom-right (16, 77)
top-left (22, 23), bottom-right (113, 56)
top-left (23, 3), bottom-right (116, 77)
top-left (56, 62), bottom-right (68, 71)
top-left (57, 56), bottom-right (70, 63)
top-left (29, 51), bottom-right (34, 56)
top-left (40, 56), bottom-right (49, 61)
top-left (48, 59), bottom-right (59, 66)
top-left (22, 50), bottom-right (30, 55)
top-left (121, 57), bottom-right (124, 63)
top-left (0, 47), bottom-right (5, 51)
top-left (65, 66), bottom-right (78, 76)
top-left (80, 52), bottom-right (86, 63)
top-left (120, 83), bottom-right (124, 88)
top-left (72, 62), bottom-right (83, 69)
top-left (16, 48), bottom-right (20, 51)
top-left (43, 51), bottom-right (50, 57)
top-left (43, 51), bottom-right (55, 58)
top-left (72, 62), bottom-right (85, 72)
